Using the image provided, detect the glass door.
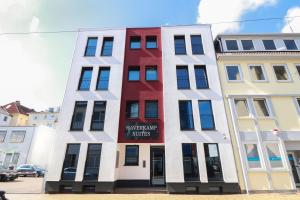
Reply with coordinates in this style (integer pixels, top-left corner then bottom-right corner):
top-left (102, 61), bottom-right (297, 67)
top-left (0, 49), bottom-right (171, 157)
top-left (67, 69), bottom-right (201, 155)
top-left (150, 147), bottom-right (165, 186)
top-left (288, 152), bottom-right (300, 186)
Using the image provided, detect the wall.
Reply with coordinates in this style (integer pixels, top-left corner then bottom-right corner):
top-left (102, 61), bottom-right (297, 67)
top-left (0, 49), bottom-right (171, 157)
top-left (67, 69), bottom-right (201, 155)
top-left (10, 113), bottom-right (29, 126)
top-left (28, 112), bottom-right (59, 128)
top-left (0, 113), bottom-right (11, 126)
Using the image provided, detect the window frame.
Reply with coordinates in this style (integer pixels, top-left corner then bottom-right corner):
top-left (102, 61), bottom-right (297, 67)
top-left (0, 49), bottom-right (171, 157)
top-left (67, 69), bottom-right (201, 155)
top-left (0, 130), bottom-right (7, 143)
top-left (225, 64), bottom-right (243, 82)
top-left (70, 101), bottom-right (88, 131)
top-left (283, 39), bottom-right (298, 50)
top-left (130, 36), bottom-right (141, 49)
top-left (145, 36), bottom-right (157, 49)
top-left (194, 65), bottom-right (209, 89)
top-left (248, 64), bottom-right (268, 82)
top-left (101, 37), bottom-right (114, 56)
top-left (77, 67), bottom-right (93, 91)
top-left (83, 143), bottom-right (102, 181)
top-left (61, 143), bottom-right (81, 180)
top-left (264, 142), bottom-right (286, 170)
top-left (145, 100), bottom-right (158, 119)
top-left (126, 101), bottom-right (139, 119)
top-left (145, 66), bottom-right (158, 81)
top-left (225, 40), bottom-right (239, 51)
top-left (262, 39), bottom-right (277, 50)
top-left (272, 64), bottom-right (292, 82)
top-left (295, 64), bottom-right (300, 79)
top-left (252, 98), bottom-right (272, 118)
top-left (178, 100), bottom-right (195, 130)
top-left (176, 65), bottom-right (190, 89)
top-left (190, 35), bottom-right (204, 55)
top-left (128, 66), bottom-right (140, 81)
top-left (234, 98), bottom-right (250, 118)
top-left (84, 37), bottom-right (98, 57)
top-left (90, 101), bottom-right (107, 131)
top-left (198, 100), bottom-right (216, 130)
top-left (96, 67), bottom-right (110, 90)
top-left (9, 131), bottom-right (26, 143)
top-left (174, 35), bottom-right (187, 55)
top-left (243, 142), bottom-right (264, 171)
top-left (241, 40), bottom-right (255, 51)
top-left (294, 97), bottom-right (300, 117)
top-left (124, 145), bottom-right (139, 166)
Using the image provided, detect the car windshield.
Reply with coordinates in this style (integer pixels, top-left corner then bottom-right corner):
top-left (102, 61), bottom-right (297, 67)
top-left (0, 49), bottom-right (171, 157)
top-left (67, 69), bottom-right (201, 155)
top-left (18, 165), bottom-right (32, 169)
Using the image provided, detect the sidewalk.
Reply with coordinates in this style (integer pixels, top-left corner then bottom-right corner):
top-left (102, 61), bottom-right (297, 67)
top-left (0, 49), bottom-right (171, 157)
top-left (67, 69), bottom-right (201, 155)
top-left (5, 194), bottom-right (300, 200)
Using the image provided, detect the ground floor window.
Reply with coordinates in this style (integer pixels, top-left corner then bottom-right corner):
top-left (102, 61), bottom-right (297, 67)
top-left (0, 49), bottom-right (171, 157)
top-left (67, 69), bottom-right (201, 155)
top-left (204, 143), bottom-right (223, 181)
top-left (125, 145), bottom-right (139, 166)
top-left (265, 143), bottom-right (283, 168)
top-left (244, 144), bottom-right (261, 169)
top-left (61, 144), bottom-right (80, 180)
top-left (182, 143), bottom-right (199, 181)
top-left (84, 144), bottom-right (102, 180)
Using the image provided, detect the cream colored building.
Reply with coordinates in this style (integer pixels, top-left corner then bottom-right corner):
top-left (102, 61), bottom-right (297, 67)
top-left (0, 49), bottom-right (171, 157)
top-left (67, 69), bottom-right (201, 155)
top-left (215, 33), bottom-right (300, 193)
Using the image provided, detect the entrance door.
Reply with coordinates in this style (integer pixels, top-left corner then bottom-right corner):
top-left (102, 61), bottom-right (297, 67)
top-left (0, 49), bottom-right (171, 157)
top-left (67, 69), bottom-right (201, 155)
top-left (150, 147), bottom-right (165, 186)
top-left (288, 152), bottom-right (300, 186)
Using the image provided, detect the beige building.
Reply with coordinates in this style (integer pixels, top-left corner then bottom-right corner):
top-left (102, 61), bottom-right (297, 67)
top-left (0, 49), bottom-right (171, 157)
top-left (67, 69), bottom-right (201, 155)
top-left (28, 107), bottom-right (59, 128)
top-left (215, 33), bottom-right (300, 193)
top-left (2, 101), bottom-right (34, 126)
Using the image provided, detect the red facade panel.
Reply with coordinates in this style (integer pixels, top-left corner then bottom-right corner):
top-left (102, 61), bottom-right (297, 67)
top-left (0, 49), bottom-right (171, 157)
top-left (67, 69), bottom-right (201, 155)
top-left (118, 27), bottom-right (164, 143)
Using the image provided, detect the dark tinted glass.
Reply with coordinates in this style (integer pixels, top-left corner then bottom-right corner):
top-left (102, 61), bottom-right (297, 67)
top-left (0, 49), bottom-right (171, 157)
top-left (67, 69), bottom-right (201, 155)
top-left (179, 101), bottom-right (194, 130)
top-left (146, 66), bottom-right (158, 81)
top-left (263, 40), bottom-right (276, 50)
top-left (284, 40), bottom-right (298, 50)
top-left (130, 36), bottom-right (141, 49)
top-left (191, 35), bottom-right (204, 54)
top-left (174, 36), bottom-right (186, 54)
top-left (101, 37), bottom-right (114, 56)
top-left (90, 101), bottom-right (106, 131)
top-left (78, 68), bottom-right (93, 90)
top-left (296, 65), bottom-right (300, 77)
top-left (145, 100), bottom-right (158, 118)
top-left (182, 143), bottom-right (199, 181)
top-left (194, 66), bottom-right (209, 89)
top-left (146, 36), bottom-right (157, 48)
top-left (70, 102), bottom-right (87, 131)
top-left (96, 67), bottom-right (110, 90)
top-left (176, 66), bottom-right (190, 89)
top-left (83, 144), bottom-right (101, 180)
top-left (226, 66), bottom-right (241, 80)
top-left (84, 37), bottom-right (97, 56)
top-left (204, 143), bottom-right (223, 181)
top-left (241, 40), bottom-right (254, 50)
top-left (198, 100), bottom-right (215, 130)
top-left (126, 101), bottom-right (139, 118)
top-left (128, 67), bottom-right (140, 81)
top-left (61, 144), bottom-right (80, 180)
top-left (226, 40), bottom-right (238, 50)
top-left (125, 145), bottom-right (139, 166)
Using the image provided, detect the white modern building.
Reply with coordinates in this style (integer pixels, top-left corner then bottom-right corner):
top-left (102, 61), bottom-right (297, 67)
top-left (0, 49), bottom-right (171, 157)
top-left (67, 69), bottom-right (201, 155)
top-left (161, 25), bottom-right (239, 193)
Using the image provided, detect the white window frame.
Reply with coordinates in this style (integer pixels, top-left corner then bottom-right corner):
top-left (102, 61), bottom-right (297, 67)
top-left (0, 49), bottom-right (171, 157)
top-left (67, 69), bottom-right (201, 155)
top-left (262, 39), bottom-right (277, 51)
top-left (9, 131), bottom-right (26, 143)
top-left (225, 39), bottom-right (239, 51)
top-left (248, 64), bottom-right (268, 82)
top-left (240, 39), bottom-right (255, 51)
top-left (0, 130), bottom-right (6, 143)
top-left (225, 64), bottom-right (243, 82)
top-left (272, 64), bottom-right (292, 82)
top-left (294, 97), bottom-right (300, 117)
top-left (234, 98), bottom-right (250, 118)
top-left (283, 39), bottom-right (299, 51)
top-left (251, 97), bottom-right (273, 118)
top-left (264, 142), bottom-right (287, 171)
top-left (243, 142), bottom-right (264, 171)
top-left (295, 64), bottom-right (300, 79)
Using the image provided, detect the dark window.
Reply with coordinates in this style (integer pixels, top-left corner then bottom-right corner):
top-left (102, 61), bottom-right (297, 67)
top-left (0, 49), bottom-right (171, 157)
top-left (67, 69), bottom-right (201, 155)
top-left (226, 65), bottom-right (241, 81)
top-left (90, 101), bottom-right (106, 131)
top-left (128, 67), bottom-right (140, 81)
top-left (198, 100), bottom-right (215, 130)
top-left (145, 100), bottom-right (158, 118)
top-left (225, 40), bottom-right (238, 50)
top-left (125, 145), bottom-right (139, 166)
top-left (96, 67), bottom-right (110, 90)
top-left (78, 67), bottom-right (93, 91)
top-left (284, 40), bottom-right (298, 50)
top-left (61, 144), bottom-right (80, 180)
top-left (145, 66), bottom-right (158, 81)
top-left (191, 35), bottom-right (204, 54)
top-left (176, 66), bottom-right (190, 89)
top-left (263, 40), bottom-right (276, 50)
top-left (179, 101), bottom-right (194, 130)
top-left (273, 65), bottom-right (289, 80)
top-left (174, 36), bottom-right (186, 55)
top-left (146, 36), bottom-right (157, 48)
top-left (84, 37), bottom-right (97, 56)
top-left (296, 65), bottom-right (300, 77)
top-left (70, 101), bottom-right (87, 131)
top-left (83, 144), bottom-right (102, 180)
top-left (194, 66), bottom-right (209, 89)
top-left (241, 40), bottom-right (254, 50)
top-left (126, 101), bottom-right (139, 118)
top-left (182, 143), bottom-right (199, 181)
top-left (204, 143), bottom-right (223, 181)
top-left (101, 37), bottom-right (114, 56)
top-left (130, 36), bottom-right (141, 49)
top-left (297, 98), bottom-right (300, 108)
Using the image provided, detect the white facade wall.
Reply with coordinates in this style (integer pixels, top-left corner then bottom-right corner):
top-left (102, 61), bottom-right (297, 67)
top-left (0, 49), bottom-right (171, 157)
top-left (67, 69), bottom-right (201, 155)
top-left (161, 25), bottom-right (238, 184)
top-left (0, 126), bottom-right (35, 168)
top-left (28, 112), bottom-right (59, 128)
top-left (45, 28), bottom-right (126, 183)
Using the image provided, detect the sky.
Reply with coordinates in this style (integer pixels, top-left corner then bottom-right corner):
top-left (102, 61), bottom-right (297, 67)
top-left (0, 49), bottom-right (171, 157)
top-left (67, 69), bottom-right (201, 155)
top-left (0, 0), bottom-right (299, 111)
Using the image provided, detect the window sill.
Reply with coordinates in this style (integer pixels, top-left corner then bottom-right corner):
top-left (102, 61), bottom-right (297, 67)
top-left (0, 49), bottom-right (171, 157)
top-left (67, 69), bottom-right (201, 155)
top-left (175, 54), bottom-right (187, 56)
top-left (227, 80), bottom-right (244, 83)
top-left (180, 129), bottom-right (195, 131)
top-left (145, 79), bottom-right (159, 82)
top-left (83, 55), bottom-right (96, 57)
top-left (177, 88), bottom-right (191, 90)
top-left (89, 129), bottom-right (104, 132)
top-left (69, 130), bottom-right (84, 132)
top-left (128, 80), bottom-right (140, 82)
top-left (95, 89), bottom-right (109, 91)
top-left (77, 89), bottom-right (90, 92)
top-left (202, 129), bottom-right (217, 131)
top-left (100, 55), bottom-right (112, 57)
top-left (237, 116), bottom-right (252, 120)
top-left (196, 87), bottom-right (210, 90)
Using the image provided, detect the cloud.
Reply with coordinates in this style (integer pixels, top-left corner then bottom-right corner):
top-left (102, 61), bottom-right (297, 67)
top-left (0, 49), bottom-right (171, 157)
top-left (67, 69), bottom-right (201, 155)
top-left (197, 0), bottom-right (277, 36)
top-left (29, 16), bottom-right (40, 32)
top-left (281, 6), bottom-right (300, 33)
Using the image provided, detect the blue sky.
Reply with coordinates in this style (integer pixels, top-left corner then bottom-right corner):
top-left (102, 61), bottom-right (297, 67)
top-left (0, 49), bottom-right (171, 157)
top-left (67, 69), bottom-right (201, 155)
top-left (0, 0), bottom-right (299, 110)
